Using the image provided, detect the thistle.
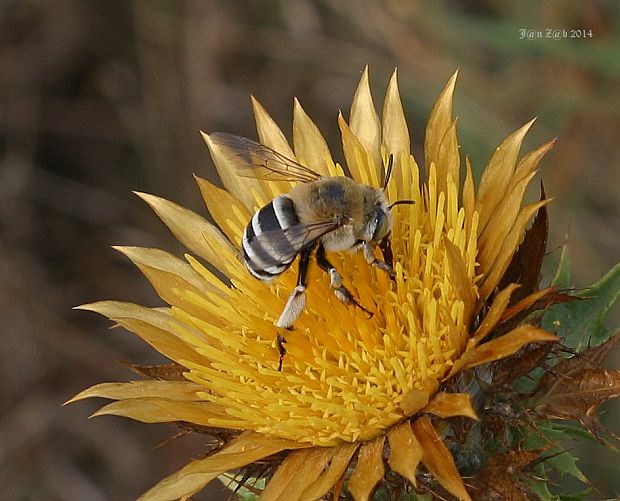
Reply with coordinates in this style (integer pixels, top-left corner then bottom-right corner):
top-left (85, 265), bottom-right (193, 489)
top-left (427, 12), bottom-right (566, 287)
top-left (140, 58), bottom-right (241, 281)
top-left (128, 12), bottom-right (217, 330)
top-left (69, 68), bottom-right (620, 500)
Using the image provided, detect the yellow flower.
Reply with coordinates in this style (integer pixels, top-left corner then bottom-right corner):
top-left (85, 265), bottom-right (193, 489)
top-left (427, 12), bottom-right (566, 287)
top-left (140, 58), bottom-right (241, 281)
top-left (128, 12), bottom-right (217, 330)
top-left (69, 68), bottom-right (558, 501)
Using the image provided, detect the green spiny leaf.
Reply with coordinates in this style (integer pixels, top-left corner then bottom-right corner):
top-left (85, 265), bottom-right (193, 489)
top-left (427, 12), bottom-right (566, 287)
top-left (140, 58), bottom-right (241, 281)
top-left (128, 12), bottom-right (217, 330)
top-left (551, 423), bottom-right (597, 442)
top-left (547, 451), bottom-right (588, 483)
top-left (543, 260), bottom-right (620, 348)
top-left (530, 476), bottom-right (561, 501)
top-left (552, 243), bottom-right (572, 288)
top-left (523, 422), bottom-right (588, 484)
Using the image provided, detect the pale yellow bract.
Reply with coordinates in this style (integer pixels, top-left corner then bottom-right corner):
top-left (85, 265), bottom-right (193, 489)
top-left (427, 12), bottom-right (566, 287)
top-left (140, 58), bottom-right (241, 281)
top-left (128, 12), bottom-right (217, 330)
top-left (70, 68), bottom-right (558, 501)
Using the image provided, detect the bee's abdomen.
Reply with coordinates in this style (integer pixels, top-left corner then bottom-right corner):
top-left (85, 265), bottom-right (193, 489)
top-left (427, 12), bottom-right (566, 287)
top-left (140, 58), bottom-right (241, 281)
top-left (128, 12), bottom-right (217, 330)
top-left (242, 195), bottom-right (300, 281)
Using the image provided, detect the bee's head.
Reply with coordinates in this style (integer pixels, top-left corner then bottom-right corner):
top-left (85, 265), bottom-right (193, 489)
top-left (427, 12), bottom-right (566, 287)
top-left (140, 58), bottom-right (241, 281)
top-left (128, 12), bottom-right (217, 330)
top-left (370, 202), bottom-right (391, 243)
top-left (364, 189), bottom-right (392, 243)
top-left (366, 188), bottom-right (414, 244)
top-left (372, 153), bottom-right (414, 242)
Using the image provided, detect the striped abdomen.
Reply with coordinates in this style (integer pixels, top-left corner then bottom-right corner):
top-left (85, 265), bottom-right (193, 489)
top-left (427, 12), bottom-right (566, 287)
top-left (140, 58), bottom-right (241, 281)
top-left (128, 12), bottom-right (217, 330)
top-left (242, 195), bottom-right (301, 281)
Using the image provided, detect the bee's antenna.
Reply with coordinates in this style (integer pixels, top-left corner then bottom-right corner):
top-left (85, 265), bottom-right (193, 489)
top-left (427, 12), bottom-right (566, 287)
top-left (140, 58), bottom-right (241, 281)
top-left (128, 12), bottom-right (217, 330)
top-left (382, 154), bottom-right (394, 191)
top-left (389, 199), bottom-right (415, 209)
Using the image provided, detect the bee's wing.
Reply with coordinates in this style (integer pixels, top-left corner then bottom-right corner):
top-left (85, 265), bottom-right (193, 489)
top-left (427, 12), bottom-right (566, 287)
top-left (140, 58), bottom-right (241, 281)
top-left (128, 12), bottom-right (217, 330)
top-left (256, 220), bottom-right (344, 261)
top-left (210, 132), bottom-right (323, 183)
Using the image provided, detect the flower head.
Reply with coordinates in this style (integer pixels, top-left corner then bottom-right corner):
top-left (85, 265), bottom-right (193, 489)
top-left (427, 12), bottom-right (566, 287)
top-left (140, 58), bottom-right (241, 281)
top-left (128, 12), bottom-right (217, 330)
top-left (70, 68), bottom-right (558, 501)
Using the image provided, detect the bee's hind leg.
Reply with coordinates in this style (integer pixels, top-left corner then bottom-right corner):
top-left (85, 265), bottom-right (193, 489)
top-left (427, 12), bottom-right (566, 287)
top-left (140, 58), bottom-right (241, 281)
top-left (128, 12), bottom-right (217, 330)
top-left (275, 243), bottom-right (316, 370)
top-left (316, 243), bottom-right (373, 318)
top-left (275, 244), bottom-right (315, 329)
top-left (276, 333), bottom-right (287, 371)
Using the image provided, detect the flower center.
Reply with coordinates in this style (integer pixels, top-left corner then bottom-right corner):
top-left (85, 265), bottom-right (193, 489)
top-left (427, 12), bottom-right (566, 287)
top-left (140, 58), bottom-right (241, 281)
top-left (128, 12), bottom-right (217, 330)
top-left (179, 160), bottom-right (478, 446)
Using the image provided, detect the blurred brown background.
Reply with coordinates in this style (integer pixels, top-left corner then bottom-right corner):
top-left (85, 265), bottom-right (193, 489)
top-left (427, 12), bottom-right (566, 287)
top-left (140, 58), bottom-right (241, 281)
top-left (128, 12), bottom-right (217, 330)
top-left (1, 1), bottom-right (619, 499)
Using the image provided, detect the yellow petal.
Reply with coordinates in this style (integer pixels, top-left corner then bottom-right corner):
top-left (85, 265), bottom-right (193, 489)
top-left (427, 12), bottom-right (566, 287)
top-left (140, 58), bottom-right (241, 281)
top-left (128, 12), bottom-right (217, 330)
top-left (436, 118), bottom-right (460, 196)
top-left (514, 138), bottom-right (556, 183)
top-left (382, 69), bottom-right (410, 159)
top-left (194, 175), bottom-right (250, 245)
top-left (250, 96), bottom-right (295, 198)
top-left (464, 325), bottom-right (558, 370)
top-left (425, 71), bottom-right (459, 195)
top-left (252, 95), bottom-right (295, 158)
top-left (445, 338), bottom-right (476, 380)
top-left (473, 284), bottom-right (520, 344)
top-left (499, 286), bottom-right (555, 323)
top-left (462, 157), bottom-right (475, 237)
top-left (135, 192), bottom-right (240, 275)
top-left (348, 435), bottom-right (386, 501)
top-left (66, 381), bottom-right (200, 404)
top-left (260, 447), bottom-right (332, 501)
top-left (338, 112), bottom-right (371, 185)
top-left (91, 398), bottom-right (230, 426)
top-left (113, 246), bottom-right (226, 321)
top-left (350, 66), bottom-right (382, 177)
top-left (445, 239), bottom-right (475, 323)
top-left (293, 98), bottom-right (335, 177)
top-left (480, 199), bottom-right (550, 300)
top-left (114, 246), bottom-right (216, 294)
top-left (138, 432), bottom-right (307, 501)
top-left (475, 119), bottom-right (536, 235)
top-left (202, 131), bottom-right (268, 211)
top-left (76, 301), bottom-right (206, 366)
top-left (387, 421), bottom-right (423, 486)
top-left (412, 416), bottom-right (471, 501)
top-left (301, 443), bottom-right (358, 501)
top-left (423, 392), bottom-right (478, 420)
top-left (478, 171), bottom-right (538, 275)
top-left (400, 386), bottom-right (433, 416)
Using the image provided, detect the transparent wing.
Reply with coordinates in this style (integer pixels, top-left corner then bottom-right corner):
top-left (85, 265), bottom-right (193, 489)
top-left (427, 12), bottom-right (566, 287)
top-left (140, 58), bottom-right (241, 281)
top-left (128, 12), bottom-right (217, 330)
top-left (210, 132), bottom-right (323, 183)
top-left (255, 220), bottom-right (344, 260)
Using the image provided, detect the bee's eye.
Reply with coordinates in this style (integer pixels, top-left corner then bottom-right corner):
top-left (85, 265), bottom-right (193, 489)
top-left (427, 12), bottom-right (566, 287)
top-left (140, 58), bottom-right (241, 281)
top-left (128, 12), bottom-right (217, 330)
top-left (371, 208), bottom-right (388, 241)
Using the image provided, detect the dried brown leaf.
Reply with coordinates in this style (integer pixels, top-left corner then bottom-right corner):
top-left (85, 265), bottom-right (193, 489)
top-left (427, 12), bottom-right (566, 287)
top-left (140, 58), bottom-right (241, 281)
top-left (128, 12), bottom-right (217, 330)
top-left (578, 331), bottom-right (620, 367)
top-left (536, 332), bottom-right (620, 389)
top-left (469, 447), bottom-right (541, 501)
top-left (535, 368), bottom-right (620, 423)
top-left (535, 334), bottom-right (620, 435)
top-left (124, 361), bottom-right (188, 381)
top-left (491, 341), bottom-right (555, 389)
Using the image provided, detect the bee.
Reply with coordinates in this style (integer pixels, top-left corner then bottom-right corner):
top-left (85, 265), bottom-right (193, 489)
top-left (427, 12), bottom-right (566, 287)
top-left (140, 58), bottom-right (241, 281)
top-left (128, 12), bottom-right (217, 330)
top-left (209, 133), bottom-right (413, 368)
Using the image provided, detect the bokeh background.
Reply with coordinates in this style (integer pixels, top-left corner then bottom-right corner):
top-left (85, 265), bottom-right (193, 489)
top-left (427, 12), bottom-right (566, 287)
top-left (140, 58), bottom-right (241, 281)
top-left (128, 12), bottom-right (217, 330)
top-left (1, 1), bottom-right (619, 499)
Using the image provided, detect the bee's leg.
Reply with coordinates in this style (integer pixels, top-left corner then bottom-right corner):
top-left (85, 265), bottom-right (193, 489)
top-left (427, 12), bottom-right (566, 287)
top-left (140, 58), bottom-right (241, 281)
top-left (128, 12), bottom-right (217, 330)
top-left (275, 243), bottom-right (315, 329)
top-left (275, 243), bottom-right (315, 370)
top-left (362, 240), bottom-right (395, 278)
top-left (379, 234), bottom-right (394, 269)
top-left (316, 243), bottom-right (373, 318)
top-left (276, 333), bottom-right (287, 371)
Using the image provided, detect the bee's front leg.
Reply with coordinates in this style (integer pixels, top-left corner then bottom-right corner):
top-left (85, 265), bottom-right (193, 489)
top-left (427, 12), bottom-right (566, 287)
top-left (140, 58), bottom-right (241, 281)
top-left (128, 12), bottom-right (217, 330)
top-left (379, 234), bottom-right (394, 269)
top-left (316, 243), bottom-right (373, 318)
top-left (362, 240), bottom-right (395, 278)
